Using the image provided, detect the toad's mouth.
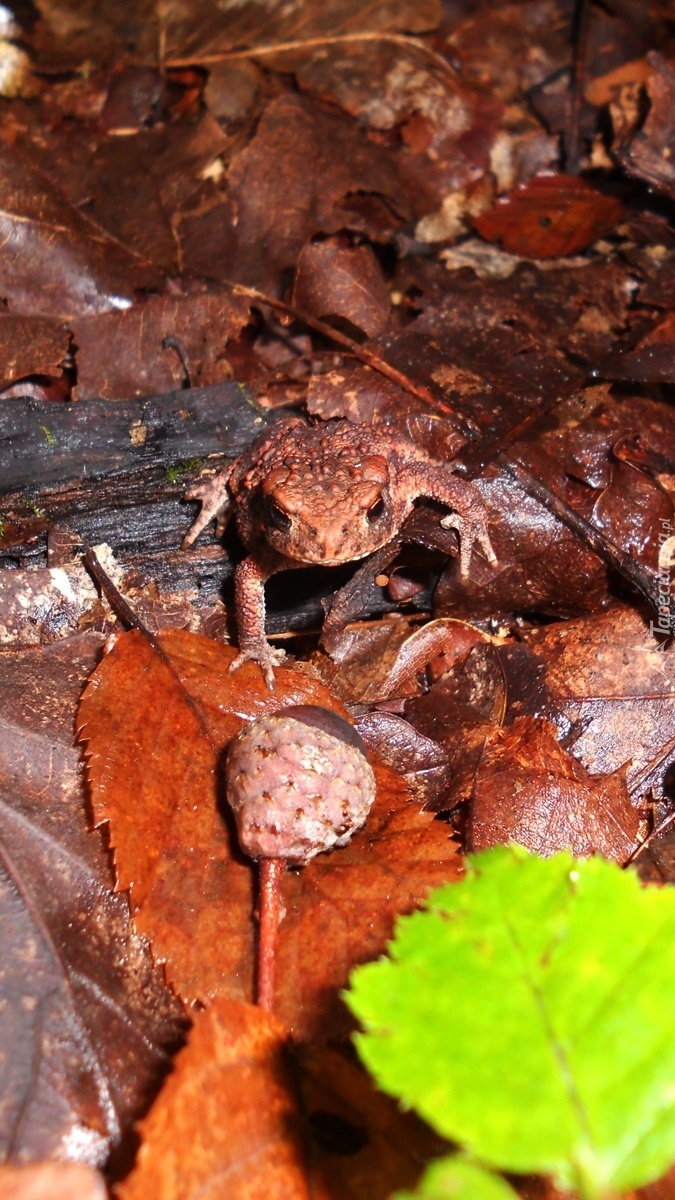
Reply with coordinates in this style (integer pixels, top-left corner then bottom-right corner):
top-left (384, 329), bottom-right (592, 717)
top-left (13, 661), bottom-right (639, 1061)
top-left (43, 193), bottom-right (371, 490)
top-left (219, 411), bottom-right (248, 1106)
top-left (264, 536), bottom-right (389, 567)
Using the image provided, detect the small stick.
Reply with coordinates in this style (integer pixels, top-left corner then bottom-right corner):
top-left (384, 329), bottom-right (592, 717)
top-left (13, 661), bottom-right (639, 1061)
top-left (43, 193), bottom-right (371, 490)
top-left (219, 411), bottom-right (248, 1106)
top-left (625, 808), bottom-right (675, 867)
top-left (222, 279), bottom-right (453, 416)
top-left (257, 858), bottom-right (286, 1011)
top-left (165, 31), bottom-right (459, 83)
top-left (83, 547), bottom-right (152, 635)
top-left (83, 547), bottom-right (218, 739)
top-left (162, 335), bottom-right (193, 387)
top-left (567, 0), bottom-right (592, 173)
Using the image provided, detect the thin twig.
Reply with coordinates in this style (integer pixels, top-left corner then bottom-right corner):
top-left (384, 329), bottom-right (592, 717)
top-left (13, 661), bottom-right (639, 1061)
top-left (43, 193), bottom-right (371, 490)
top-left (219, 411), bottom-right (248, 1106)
top-left (83, 547), bottom-right (220, 739)
top-left (83, 548), bottom-right (153, 636)
top-left (165, 31), bottom-right (459, 82)
top-left (567, 0), bottom-right (592, 172)
top-left (224, 279), bottom-right (452, 414)
top-left (162, 335), bottom-right (193, 388)
top-left (625, 808), bottom-right (675, 866)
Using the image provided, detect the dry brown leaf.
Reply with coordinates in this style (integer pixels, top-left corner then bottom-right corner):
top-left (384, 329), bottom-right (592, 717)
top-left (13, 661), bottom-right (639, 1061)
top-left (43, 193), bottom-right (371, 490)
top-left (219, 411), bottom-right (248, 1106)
top-left (617, 51), bottom-right (675, 200)
top-left (0, 1163), bottom-right (106, 1200)
top-left (119, 999), bottom-right (441, 1200)
top-left (0, 315), bottom-right (69, 392)
top-left (163, 0), bottom-right (441, 68)
top-left (78, 629), bottom-right (463, 1039)
top-left (272, 755), bottom-right (463, 1039)
top-left (72, 289), bottom-right (250, 400)
top-left (471, 175), bottom-right (623, 259)
top-left (32, 0), bottom-right (440, 71)
top-left (355, 711), bottom-right (453, 809)
top-left (0, 142), bottom-right (157, 318)
top-left (120, 1000), bottom-right (312, 1200)
top-left (224, 93), bottom-right (409, 294)
top-left (518, 606), bottom-right (675, 799)
top-left (468, 716), bottom-right (641, 861)
top-left (293, 240), bottom-right (391, 338)
top-left (320, 617), bottom-right (491, 704)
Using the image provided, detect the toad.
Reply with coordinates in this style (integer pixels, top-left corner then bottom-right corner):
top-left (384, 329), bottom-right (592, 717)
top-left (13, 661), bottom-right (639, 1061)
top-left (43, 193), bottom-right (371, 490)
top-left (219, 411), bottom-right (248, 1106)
top-left (183, 418), bottom-right (496, 687)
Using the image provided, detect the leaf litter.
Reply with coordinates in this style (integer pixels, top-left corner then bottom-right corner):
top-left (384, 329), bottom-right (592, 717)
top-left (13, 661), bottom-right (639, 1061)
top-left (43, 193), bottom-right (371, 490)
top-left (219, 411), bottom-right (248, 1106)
top-left (78, 629), bottom-right (463, 1039)
top-left (3, 0), bottom-right (675, 1196)
top-left (0, 635), bottom-right (184, 1166)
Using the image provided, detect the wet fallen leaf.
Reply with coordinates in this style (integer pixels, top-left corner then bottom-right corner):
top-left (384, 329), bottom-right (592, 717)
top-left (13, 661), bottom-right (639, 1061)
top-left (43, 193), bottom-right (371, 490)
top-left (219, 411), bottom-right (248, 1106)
top-left (617, 51), bottom-right (675, 199)
top-left (275, 756), bottom-right (462, 1039)
top-left (0, 1162), bottom-right (106, 1200)
top-left (293, 239), bottom-right (391, 338)
top-left (471, 175), bottom-right (623, 260)
top-left (120, 1000), bottom-right (313, 1200)
top-left (225, 93), bottom-right (410, 293)
top-left (162, 0), bottom-right (441, 74)
top-left (92, 111), bottom-right (229, 256)
top-left (33, 0), bottom-right (440, 69)
top-left (516, 606), bottom-right (675, 800)
top-left (404, 636), bottom-right (507, 812)
top-left (354, 712), bottom-right (453, 810)
top-left (0, 141), bottom-right (157, 317)
top-left (592, 457), bottom-right (673, 568)
top-left (0, 316), bottom-right (69, 393)
top-left (434, 460), bottom-right (611, 620)
top-left (120, 998), bottom-right (441, 1200)
top-left (0, 634), bottom-right (184, 1164)
top-left (468, 716), bottom-right (640, 861)
top-left (78, 630), bottom-right (463, 1039)
top-left (320, 617), bottom-right (489, 705)
top-left (448, 1), bottom-right (571, 101)
top-left (289, 38), bottom-right (501, 222)
top-left (410, 257), bottom-right (631, 396)
top-left (604, 309), bottom-right (675, 384)
top-left (71, 289), bottom-right (250, 400)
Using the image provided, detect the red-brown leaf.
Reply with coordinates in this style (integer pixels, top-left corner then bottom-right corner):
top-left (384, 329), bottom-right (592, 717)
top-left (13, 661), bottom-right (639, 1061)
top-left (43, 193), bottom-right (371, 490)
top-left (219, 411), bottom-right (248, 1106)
top-left (468, 716), bottom-right (640, 861)
top-left (119, 999), bottom-right (441, 1200)
top-left (78, 629), bottom-right (463, 1038)
top-left (471, 174), bottom-right (623, 258)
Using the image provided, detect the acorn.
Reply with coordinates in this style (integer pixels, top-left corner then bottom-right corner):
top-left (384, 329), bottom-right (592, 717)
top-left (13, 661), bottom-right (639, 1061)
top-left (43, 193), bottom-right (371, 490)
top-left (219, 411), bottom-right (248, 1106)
top-left (226, 705), bottom-right (376, 1009)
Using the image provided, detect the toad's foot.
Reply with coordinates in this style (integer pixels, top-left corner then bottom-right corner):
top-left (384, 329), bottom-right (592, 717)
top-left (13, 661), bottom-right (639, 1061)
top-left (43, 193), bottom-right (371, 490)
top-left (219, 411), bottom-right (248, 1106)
top-left (441, 510), bottom-right (498, 577)
top-left (229, 643), bottom-right (288, 691)
top-left (182, 471), bottom-right (233, 549)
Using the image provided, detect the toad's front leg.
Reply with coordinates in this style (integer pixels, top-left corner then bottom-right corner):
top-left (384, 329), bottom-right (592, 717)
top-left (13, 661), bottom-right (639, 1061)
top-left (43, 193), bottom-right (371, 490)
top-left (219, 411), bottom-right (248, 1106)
top-left (406, 464), bottom-right (497, 576)
top-left (182, 463), bottom-right (235, 549)
top-left (231, 549), bottom-right (295, 690)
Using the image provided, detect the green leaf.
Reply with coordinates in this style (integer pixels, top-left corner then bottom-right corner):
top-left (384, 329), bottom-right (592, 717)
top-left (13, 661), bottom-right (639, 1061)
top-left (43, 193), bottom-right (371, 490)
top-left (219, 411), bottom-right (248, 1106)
top-left (346, 845), bottom-right (675, 1199)
top-left (394, 1157), bottom-right (519, 1200)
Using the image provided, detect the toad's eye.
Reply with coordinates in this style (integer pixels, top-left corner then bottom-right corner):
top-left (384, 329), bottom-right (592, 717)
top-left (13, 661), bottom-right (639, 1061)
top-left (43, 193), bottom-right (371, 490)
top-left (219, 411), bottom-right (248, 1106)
top-left (268, 501), bottom-right (292, 531)
top-left (366, 496), bottom-right (385, 523)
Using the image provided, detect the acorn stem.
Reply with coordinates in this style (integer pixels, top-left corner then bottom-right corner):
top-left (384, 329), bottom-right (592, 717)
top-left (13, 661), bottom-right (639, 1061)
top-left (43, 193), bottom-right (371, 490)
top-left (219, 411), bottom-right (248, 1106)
top-left (257, 857), bottom-right (286, 1011)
